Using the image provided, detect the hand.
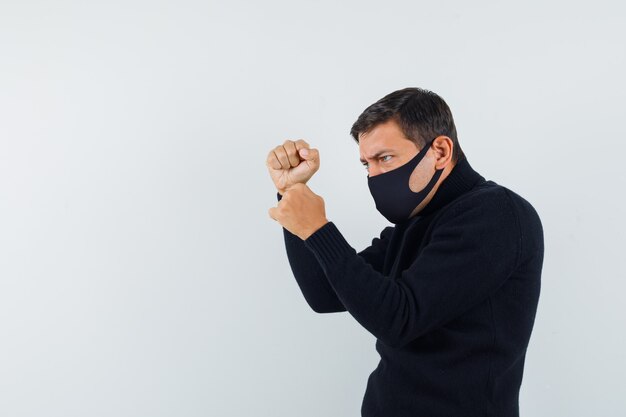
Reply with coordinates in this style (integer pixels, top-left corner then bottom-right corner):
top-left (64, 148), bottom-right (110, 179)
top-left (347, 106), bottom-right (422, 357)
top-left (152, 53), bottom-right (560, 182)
top-left (266, 139), bottom-right (320, 195)
top-left (268, 183), bottom-right (329, 240)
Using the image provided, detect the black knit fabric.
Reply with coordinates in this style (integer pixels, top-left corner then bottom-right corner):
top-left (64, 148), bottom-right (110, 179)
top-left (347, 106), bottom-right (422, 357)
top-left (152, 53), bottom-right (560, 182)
top-left (276, 157), bottom-right (544, 417)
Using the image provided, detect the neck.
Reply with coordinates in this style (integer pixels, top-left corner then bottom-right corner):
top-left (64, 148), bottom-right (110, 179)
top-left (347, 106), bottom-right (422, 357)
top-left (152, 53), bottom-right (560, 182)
top-left (413, 156), bottom-right (485, 218)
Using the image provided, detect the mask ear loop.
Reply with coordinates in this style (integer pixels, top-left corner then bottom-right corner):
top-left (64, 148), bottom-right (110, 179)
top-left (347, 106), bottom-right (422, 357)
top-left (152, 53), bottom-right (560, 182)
top-left (406, 137), bottom-right (443, 194)
top-left (410, 162), bottom-right (444, 195)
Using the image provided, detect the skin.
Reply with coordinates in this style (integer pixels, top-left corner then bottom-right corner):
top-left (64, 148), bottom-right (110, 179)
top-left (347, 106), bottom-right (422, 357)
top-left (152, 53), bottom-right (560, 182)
top-left (267, 119), bottom-right (457, 240)
top-left (266, 140), bottom-right (328, 240)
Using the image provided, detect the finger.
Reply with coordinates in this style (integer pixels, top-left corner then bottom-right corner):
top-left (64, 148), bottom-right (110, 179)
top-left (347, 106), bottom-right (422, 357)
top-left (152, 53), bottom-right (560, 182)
top-left (266, 150), bottom-right (282, 170)
top-left (282, 140), bottom-right (300, 167)
top-left (294, 139), bottom-right (310, 152)
top-left (273, 146), bottom-right (290, 169)
top-left (268, 206), bottom-right (277, 221)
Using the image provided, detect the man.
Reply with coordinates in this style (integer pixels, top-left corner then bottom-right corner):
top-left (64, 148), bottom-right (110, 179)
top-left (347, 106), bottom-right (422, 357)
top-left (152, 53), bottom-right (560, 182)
top-left (266, 87), bottom-right (544, 417)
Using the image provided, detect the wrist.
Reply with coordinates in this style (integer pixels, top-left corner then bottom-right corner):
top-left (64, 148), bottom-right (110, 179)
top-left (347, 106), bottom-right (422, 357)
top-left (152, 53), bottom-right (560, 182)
top-left (302, 219), bottom-right (330, 240)
top-left (277, 181), bottom-right (307, 196)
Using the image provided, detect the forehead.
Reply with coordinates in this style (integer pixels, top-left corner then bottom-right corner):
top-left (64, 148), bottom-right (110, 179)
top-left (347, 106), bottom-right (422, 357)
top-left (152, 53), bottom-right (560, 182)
top-left (358, 120), bottom-right (412, 161)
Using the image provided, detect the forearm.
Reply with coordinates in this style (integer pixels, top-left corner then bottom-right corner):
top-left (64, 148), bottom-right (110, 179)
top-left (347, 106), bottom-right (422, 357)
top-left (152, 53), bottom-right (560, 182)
top-left (282, 226), bottom-right (347, 313)
top-left (303, 221), bottom-right (410, 346)
top-left (277, 192), bottom-right (346, 313)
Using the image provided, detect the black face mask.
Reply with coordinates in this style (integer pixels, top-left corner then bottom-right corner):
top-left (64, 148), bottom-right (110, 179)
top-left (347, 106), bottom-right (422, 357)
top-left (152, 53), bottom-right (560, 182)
top-left (367, 138), bottom-right (443, 224)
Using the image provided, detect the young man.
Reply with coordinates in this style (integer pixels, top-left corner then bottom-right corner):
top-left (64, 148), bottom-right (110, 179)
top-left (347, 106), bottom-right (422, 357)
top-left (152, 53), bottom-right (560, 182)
top-left (266, 87), bottom-right (544, 417)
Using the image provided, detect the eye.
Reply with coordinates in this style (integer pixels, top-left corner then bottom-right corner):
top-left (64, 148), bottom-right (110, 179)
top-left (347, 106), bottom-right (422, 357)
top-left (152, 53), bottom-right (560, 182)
top-left (380, 155), bottom-right (392, 162)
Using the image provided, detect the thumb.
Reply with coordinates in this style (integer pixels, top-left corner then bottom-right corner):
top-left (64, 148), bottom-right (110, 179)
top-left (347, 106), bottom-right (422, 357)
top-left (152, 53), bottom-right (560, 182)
top-left (268, 206), bottom-right (277, 221)
top-left (299, 147), bottom-right (318, 161)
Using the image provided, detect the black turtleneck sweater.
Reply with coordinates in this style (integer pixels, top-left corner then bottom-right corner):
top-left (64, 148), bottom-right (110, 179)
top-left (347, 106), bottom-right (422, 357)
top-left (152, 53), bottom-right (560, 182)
top-left (276, 157), bottom-right (544, 417)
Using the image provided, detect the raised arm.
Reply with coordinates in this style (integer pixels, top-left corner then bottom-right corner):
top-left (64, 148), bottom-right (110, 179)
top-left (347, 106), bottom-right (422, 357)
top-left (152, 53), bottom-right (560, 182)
top-left (301, 190), bottom-right (522, 347)
top-left (278, 191), bottom-right (394, 313)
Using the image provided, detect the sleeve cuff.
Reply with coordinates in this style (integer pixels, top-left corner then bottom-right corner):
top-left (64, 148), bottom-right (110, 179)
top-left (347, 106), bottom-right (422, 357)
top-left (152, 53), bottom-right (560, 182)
top-left (303, 221), bottom-right (356, 271)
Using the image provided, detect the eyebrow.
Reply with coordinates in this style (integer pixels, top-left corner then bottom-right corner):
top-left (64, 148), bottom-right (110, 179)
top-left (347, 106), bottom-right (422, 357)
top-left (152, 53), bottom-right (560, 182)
top-left (360, 148), bottom-right (394, 163)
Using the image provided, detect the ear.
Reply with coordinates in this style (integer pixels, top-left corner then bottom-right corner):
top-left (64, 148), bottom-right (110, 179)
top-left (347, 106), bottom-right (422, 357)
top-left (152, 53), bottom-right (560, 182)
top-left (432, 136), bottom-right (454, 169)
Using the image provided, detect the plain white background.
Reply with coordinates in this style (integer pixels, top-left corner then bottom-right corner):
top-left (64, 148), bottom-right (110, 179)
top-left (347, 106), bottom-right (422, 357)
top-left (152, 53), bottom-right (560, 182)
top-left (1, 1), bottom-right (624, 416)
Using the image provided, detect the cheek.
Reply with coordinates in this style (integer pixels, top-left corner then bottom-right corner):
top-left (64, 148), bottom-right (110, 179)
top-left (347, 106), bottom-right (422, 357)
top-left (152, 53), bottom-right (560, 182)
top-left (408, 157), bottom-right (434, 192)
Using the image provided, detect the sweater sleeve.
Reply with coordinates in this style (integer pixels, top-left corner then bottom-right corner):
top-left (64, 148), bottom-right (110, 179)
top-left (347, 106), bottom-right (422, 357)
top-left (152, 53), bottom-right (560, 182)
top-left (302, 190), bottom-right (521, 348)
top-left (277, 191), bottom-right (393, 313)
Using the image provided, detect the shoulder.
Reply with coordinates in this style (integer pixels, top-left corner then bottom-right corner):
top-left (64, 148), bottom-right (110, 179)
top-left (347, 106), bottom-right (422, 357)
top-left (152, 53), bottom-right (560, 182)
top-left (427, 182), bottom-right (521, 252)
top-left (455, 181), bottom-right (543, 236)
top-left (434, 180), bottom-right (544, 263)
top-left (442, 181), bottom-right (540, 222)
top-left (437, 181), bottom-right (517, 223)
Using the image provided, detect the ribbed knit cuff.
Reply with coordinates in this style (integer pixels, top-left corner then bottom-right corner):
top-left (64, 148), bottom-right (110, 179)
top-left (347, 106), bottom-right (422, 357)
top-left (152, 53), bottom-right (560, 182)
top-left (303, 221), bottom-right (356, 270)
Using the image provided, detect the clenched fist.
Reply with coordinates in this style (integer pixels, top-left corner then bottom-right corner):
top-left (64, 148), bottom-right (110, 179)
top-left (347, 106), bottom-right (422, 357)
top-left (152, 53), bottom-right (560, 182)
top-left (266, 139), bottom-right (320, 195)
top-left (268, 183), bottom-right (328, 240)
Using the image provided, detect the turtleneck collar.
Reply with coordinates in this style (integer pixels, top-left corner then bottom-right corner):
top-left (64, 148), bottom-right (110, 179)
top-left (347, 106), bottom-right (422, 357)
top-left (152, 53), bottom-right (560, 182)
top-left (406, 156), bottom-right (486, 221)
